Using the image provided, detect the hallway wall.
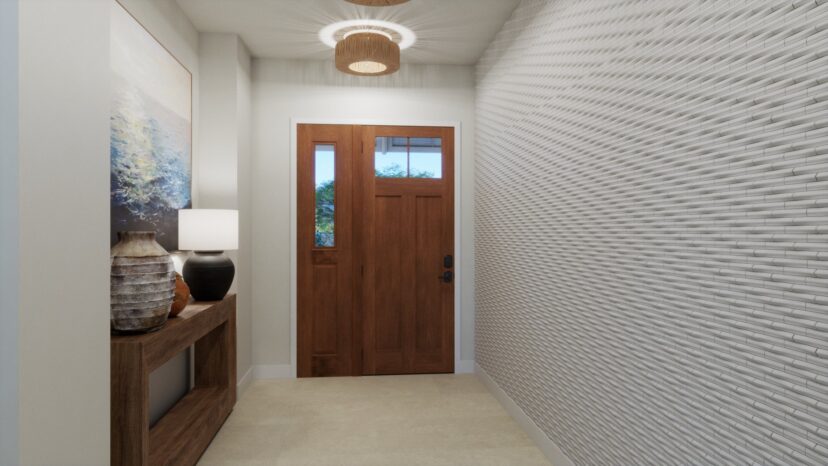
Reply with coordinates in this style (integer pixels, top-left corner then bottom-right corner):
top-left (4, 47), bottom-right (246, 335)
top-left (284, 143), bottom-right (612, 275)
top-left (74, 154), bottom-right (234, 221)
top-left (475, 1), bottom-right (828, 464)
top-left (16, 0), bottom-right (111, 463)
top-left (0, 0), bottom-right (19, 463)
top-left (251, 59), bottom-right (476, 374)
top-left (198, 32), bottom-right (254, 393)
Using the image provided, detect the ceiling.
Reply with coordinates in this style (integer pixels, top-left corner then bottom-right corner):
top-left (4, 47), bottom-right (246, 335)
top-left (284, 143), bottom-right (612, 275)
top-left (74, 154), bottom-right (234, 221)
top-left (175, 0), bottom-right (521, 65)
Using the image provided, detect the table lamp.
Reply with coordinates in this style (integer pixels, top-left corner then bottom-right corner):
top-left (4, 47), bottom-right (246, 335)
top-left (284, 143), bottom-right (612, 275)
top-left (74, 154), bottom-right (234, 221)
top-left (178, 209), bottom-right (238, 301)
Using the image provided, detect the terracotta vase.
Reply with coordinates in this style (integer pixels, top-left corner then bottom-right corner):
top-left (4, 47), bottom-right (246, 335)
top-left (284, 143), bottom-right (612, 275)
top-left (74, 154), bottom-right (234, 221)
top-left (169, 273), bottom-right (190, 317)
top-left (111, 231), bottom-right (176, 333)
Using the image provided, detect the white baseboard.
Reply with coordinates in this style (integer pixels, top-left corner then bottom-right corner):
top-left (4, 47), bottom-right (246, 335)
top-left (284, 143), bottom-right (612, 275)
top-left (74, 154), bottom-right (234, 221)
top-left (237, 366), bottom-right (253, 397)
top-left (475, 363), bottom-right (574, 466)
top-left (253, 364), bottom-right (293, 379)
top-left (456, 359), bottom-right (475, 373)
top-left (250, 362), bottom-right (474, 377)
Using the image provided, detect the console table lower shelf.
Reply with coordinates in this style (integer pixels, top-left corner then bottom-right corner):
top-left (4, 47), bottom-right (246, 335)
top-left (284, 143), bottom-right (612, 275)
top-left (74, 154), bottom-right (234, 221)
top-left (111, 294), bottom-right (237, 466)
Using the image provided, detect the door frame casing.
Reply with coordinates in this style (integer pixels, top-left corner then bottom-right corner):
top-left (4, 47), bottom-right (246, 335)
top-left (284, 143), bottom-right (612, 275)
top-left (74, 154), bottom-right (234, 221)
top-left (289, 118), bottom-right (464, 378)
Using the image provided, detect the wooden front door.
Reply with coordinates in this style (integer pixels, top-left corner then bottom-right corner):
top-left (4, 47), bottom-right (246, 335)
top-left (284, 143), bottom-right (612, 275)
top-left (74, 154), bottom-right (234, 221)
top-left (298, 124), bottom-right (454, 377)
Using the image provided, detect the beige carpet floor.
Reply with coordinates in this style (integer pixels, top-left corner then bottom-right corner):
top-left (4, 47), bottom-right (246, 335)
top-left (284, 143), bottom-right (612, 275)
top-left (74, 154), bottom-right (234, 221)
top-left (198, 373), bottom-right (550, 466)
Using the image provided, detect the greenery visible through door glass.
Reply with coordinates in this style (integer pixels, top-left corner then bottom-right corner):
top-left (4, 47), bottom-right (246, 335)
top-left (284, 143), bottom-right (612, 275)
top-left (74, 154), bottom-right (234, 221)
top-left (315, 145), bottom-right (335, 247)
top-left (409, 137), bottom-right (442, 178)
top-left (375, 136), bottom-right (441, 178)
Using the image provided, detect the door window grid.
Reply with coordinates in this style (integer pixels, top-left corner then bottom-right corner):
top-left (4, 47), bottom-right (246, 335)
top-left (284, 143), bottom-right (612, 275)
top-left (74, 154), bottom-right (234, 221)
top-left (375, 136), bottom-right (442, 179)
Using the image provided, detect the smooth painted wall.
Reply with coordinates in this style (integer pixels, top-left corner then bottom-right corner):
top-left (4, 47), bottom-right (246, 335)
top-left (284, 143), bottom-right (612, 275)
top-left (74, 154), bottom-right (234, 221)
top-left (198, 32), bottom-right (254, 389)
top-left (476, 0), bottom-right (828, 464)
top-left (251, 59), bottom-right (476, 372)
top-left (199, 34), bottom-right (239, 208)
top-left (0, 0), bottom-right (19, 463)
top-left (236, 38), bottom-right (254, 389)
top-left (17, 0), bottom-right (111, 463)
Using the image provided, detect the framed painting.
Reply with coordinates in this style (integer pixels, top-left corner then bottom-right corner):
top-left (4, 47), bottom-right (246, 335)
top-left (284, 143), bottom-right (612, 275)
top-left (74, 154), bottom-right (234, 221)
top-left (110, 1), bottom-right (192, 251)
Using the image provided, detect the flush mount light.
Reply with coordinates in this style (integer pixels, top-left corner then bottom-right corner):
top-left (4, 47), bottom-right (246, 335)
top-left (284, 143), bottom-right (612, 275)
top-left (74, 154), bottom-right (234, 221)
top-left (344, 29), bottom-right (393, 41)
top-left (346, 0), bottom-right (410, 5)
top-left (335, 32), bottom-right (400, 76)
top-left (319, 19), bottom-right (416, 50)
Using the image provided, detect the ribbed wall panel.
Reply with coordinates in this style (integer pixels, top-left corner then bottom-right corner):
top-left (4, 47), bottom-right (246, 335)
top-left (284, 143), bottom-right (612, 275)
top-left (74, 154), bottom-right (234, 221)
top-left (475, 1), bottom-right (828, 464)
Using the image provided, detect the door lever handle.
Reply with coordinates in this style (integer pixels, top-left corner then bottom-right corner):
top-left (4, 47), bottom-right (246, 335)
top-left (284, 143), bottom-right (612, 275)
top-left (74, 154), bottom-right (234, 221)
top-left (438, 271), bottom-right (453, 283)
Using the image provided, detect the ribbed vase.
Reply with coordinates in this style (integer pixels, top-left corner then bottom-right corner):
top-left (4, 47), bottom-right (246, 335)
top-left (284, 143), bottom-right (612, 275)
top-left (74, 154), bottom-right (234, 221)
top-left (110, 231), bottom-right (175, 333)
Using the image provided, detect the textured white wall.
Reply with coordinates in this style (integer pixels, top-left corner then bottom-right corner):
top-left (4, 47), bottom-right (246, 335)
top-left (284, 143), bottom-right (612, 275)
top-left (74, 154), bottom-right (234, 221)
top-left (0, 0), bottom-right (19, 464)
top-left (17, 0), bottom-right (111, 463)
top-left (476, 1), bottom-right (828, 465)
top-left (251, 59), bottom-right (476, 370)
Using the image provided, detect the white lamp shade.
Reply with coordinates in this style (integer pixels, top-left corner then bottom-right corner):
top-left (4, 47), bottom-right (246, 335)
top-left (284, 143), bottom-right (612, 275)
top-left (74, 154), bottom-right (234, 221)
top-left (178, 209), bottom-right (238, 251)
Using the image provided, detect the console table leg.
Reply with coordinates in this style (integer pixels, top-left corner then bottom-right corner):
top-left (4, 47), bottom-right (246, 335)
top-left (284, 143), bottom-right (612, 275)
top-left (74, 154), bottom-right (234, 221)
top-left (111, 343), bottom-right (149, 466)
top-left (194, 313), bottom-right (237, 407)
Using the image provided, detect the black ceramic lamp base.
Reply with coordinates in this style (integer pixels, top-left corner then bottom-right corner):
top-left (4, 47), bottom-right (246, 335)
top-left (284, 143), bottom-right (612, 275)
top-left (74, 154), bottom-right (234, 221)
top-left (183, 251), bottom-right (235, 301)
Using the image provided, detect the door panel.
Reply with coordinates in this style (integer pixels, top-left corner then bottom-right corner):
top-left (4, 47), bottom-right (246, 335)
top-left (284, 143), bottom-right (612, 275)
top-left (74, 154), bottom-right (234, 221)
top-left (297, 125), bottom-right (353, 377)
top-left (415, 196), bottom-right (442, 354)
top-left (374, 196), bottom-right (403, 353)
top-left (311, 265), bottom-right (337, 354)
top-left (372, 194), bottom-right (408, 372)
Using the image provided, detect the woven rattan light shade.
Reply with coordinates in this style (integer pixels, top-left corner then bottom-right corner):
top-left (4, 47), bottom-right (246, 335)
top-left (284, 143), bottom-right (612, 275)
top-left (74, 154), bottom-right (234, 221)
top-left (335, 32), bottom-right (400, 76)
top-left (345, 0), bottom-right (410, 5)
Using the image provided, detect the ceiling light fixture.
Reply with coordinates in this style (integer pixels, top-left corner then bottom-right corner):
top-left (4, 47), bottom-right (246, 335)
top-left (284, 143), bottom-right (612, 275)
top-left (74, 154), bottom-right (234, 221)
top-left (345, 0), bottom-right (410, 6)
top-left (319, 19), bottom-right (416, 50)
top-left (335, 32), bottom-right (400, 76)
top-left (343, 29), bottom-right (393, 41)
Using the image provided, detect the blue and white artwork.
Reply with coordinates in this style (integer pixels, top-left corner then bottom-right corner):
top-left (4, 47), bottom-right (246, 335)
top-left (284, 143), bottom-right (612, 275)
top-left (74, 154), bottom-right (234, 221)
top-left (110, 2), bottom-right (191, 251)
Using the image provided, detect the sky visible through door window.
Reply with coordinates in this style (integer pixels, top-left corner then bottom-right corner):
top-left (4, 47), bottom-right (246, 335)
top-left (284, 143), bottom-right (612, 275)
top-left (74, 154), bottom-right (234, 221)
top-left (376, 137), bottom-right (442, 178)
top-left (315, 146), bottom-right (335, 188)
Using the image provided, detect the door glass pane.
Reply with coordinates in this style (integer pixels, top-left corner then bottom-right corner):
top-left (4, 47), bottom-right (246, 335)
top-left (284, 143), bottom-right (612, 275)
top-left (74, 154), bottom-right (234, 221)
top-left (315, 144), bottom-right (335, 247)
top-left (375, 136), bottom-right (408, 178)
top-left (375, 136), bottom-right (442, 178)
top-left (409, 137), bottom-right (442, 178)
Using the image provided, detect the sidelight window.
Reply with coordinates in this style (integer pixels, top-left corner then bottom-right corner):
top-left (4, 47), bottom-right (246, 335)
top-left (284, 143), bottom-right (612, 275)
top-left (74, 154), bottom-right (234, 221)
top-left (315, 144), bottom-right (335, 247)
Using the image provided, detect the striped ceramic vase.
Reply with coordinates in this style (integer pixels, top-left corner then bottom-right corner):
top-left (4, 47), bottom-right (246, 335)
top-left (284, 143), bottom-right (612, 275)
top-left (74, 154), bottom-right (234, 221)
top-left (110, 231), bottom-right (176, 333)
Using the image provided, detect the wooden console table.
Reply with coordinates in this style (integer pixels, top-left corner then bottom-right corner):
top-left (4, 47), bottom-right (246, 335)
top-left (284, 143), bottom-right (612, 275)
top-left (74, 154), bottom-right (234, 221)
top-left (111, 294), bottom-right (237, 466)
